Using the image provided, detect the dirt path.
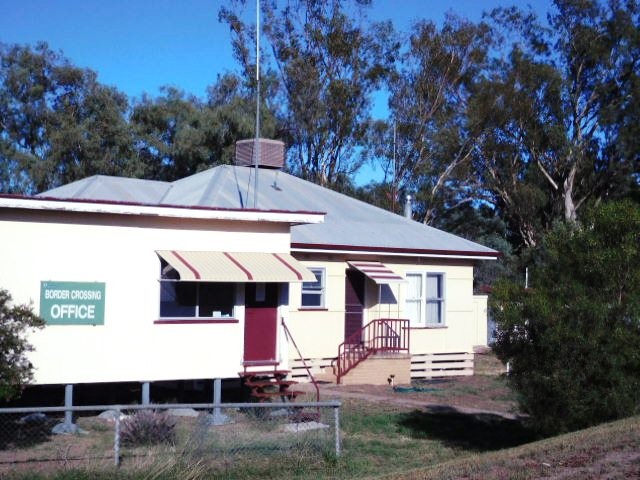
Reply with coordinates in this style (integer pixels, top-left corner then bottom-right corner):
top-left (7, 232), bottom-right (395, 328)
top-left (299, 373), bottom-right (521, 419)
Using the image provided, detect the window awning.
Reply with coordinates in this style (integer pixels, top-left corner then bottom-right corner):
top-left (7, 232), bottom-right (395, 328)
top-left (348, 261), bottom-right (406, 284)
top-left (157, 250), bottom-right (316, 283)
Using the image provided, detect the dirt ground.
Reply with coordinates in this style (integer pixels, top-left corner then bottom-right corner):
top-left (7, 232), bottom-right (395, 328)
top-left (301, 353), bottom-right (640, 480)
top-left (302, 352), bottom-right (518, 418)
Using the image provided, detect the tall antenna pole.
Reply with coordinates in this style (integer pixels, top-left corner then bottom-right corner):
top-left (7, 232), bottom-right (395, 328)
top-left (392, 121), bottom-right (396, 213)
top-left (253, 0), bottom-right (261, 209)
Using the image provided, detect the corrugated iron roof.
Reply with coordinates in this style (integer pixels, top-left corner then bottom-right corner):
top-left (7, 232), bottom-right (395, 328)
top-left (40, 165), bottom-right (498, 257)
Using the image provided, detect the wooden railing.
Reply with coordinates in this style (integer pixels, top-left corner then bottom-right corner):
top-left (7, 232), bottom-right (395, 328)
top-left (335, 319), bottom-right (410, 384)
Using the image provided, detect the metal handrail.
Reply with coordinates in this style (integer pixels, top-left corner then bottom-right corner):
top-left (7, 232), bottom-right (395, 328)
top-left (336, 318), bottom-right (409, 383)
top-left (281, 318), bottom-right (320, 402)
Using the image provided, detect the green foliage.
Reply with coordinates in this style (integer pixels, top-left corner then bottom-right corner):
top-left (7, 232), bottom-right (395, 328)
top-left (472, 0), bottom-right (640, 247)
top-left (492, 200), bottom-right (640, 435)
top-left (131, 78), bottom-right (278, 182)
top-left (382, 16), bottom-right (492, 225)
top-left (120, 411), bottom-right (176, 447)
top-left (220, 0), bottom-right (397, 186)
top-left (0, 42), bottom-right (139, 193)
top-left (0, 288), bottom-right (45, 401)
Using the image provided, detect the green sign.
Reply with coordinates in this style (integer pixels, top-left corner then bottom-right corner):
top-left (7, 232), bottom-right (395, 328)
top-left (40, 281), bottom-right (105, 325)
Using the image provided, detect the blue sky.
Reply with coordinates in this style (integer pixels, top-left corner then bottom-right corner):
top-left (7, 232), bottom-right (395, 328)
top-left (1, 0), bottom-right (552, 183)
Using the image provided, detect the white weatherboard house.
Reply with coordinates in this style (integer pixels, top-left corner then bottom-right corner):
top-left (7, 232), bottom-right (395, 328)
top-left (0, 140), bottom-right (497, 399)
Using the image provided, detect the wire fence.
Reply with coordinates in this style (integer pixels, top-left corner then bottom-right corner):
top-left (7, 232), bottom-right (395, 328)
top-left (0, 401), bottom-right (340, 476)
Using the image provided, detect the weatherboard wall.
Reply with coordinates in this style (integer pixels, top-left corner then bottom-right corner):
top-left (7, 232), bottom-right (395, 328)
top-left (0, 209), bottom-right (292, 385)
top-left (287, 256), bottom-right (488, 361)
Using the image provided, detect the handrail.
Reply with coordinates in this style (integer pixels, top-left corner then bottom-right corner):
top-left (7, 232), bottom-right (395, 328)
top-left (281, 318), bottom-right (320, 402)
top-left (336, 318), bottom-right (409, 383)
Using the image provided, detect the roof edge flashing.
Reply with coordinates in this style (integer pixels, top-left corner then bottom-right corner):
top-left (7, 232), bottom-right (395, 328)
top-left (292, 243), bottom-right (500, 260)
top-left (0, 195), bottom-right (325, 225)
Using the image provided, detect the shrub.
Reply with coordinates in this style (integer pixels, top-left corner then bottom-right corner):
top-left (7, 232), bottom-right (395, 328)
top-left (120, 411), bottom-right (176, 447)
top-left (491, 200), bottom-right (640, 435)
top-left (0, 288), bottom-right (45, 401)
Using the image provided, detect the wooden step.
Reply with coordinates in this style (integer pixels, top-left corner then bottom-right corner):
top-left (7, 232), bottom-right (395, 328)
top-left (239, 370), bottom-right (289, 379)
top-left (252, 390), bottom-right (304, 400)
top-left (244, 380), bottom-right (297, 389)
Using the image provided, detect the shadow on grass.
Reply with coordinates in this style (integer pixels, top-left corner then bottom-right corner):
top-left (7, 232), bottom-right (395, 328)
top-left (397, 406), bottom-right (537, 451)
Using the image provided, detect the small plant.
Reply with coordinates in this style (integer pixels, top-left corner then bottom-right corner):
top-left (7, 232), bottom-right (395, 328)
top-left (120, 410), bottom-right (176, 447)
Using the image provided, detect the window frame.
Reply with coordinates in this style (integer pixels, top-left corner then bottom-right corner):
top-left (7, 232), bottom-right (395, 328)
top-left (159, 280), bottom-right (237, 319)
top-left (300, 267), bottom-right (326, 309)
top-left (158, 260), bottom-right (237, 320)
top-left (405, 271), bottom-right (446, 327)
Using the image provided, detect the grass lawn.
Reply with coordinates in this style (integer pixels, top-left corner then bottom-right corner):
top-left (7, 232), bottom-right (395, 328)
top-left (381, 414), bottom-right (640, 480)
top-left (1, 369), bottom-right (638, 479)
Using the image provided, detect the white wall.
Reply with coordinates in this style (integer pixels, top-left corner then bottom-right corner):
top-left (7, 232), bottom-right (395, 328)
top-left (0, 210), bottom-right (291, 384)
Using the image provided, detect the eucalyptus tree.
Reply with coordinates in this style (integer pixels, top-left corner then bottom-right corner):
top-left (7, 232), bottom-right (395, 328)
top-left (131, 73), bottom-right (279, 181)
top-left (370, 16), bottom-right (492, 224)
top-left (131, 87), bottom-right (214, 181)
top-left (0, 42), bottom-right (137, 194)
top-left (219, 0), bottom-right (397, 187)
top-left (206, 72), bottom-right (279, 166)
top-left (473, 0), bottom-right (640, 249)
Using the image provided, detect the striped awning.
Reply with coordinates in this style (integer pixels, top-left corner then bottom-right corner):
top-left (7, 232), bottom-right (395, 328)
top-left (157, 250), bottom-right (316, 282)
top-left (348, 261), bottom-right (406, 284)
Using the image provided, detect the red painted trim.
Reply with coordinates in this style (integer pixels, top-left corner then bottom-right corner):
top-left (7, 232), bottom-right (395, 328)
top-left (224, 252), bottom-right (253, 280)
top-left (0, 193), bottom-right (325, 216)
top-left (272, 253), bottom-right (303, 280)
top-left (171, 251), bottom-right (201, 279)
top-left (154, 319), bottom-right (239, 324)
top-left (293, 242), bottom-right (500, 257)
top-left (297, 308), bottom-right (329, 312)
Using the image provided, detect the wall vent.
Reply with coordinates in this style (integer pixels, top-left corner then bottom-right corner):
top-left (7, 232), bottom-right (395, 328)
top-left (235, 138), bottom-right (285, 169)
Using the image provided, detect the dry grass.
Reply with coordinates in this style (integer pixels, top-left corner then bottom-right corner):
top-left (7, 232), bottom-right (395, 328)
top-left (377, 415), bottom-right (640, 480)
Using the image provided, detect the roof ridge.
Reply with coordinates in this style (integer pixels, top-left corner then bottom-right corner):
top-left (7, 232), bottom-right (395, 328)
top-left (197, 166), bottom-right (225, 206)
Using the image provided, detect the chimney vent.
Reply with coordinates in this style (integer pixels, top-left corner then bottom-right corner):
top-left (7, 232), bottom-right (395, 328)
top-left (404, 194), bottom-right (412, 219)
top-left (235, 138), bottom-right (285, 169)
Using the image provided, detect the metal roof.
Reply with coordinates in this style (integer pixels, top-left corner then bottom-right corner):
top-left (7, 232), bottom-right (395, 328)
top-left (40, 166), bottom-right (498, 257)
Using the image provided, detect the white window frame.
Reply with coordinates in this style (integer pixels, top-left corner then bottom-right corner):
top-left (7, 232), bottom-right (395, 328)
top-left (301, 267), bottom-right (326, 308)
top-left (405, 272), bottom-right (446, 327)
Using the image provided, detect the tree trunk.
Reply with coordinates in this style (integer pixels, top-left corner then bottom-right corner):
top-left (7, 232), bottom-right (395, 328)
top-left (563, 164), bottom-right (578, 222)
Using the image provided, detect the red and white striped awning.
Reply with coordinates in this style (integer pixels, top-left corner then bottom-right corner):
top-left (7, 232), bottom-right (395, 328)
top-left (157, 250), bottom-right (316, 282)
top-left (348, 261), bottom-right (406, 284)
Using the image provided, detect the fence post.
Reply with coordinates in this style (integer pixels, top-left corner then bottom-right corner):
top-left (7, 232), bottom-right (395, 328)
top-left (64, 384), bottom-right (74, 427)
top-left (334, 405), bottom-right (341, 457)
top-left (114, 408), bottom-right (121, 468)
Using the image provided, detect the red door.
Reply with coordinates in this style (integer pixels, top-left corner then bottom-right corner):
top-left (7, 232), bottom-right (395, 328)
top-left (243, 283), bottom-right (279, 364)
top-left (344, 269), bottom-right (365, 343)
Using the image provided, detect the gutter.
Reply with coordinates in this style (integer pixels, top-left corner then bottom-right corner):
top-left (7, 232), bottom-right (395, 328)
top-left (291, 243), bottom-right (499, 261)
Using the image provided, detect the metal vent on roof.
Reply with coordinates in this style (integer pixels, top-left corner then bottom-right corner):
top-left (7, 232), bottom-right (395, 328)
top-left (235, 138), bottom-right (285, 169)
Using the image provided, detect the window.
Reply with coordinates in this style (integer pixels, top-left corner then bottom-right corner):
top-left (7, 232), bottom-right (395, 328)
top-left (159, 260), bottom-right (235, 318)
top-left (405, 272), bottom-right (445, 326)
top-left (301, 268), bottom-right (325, 308)
top-left (425, 274), bottom-right (444, 325)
